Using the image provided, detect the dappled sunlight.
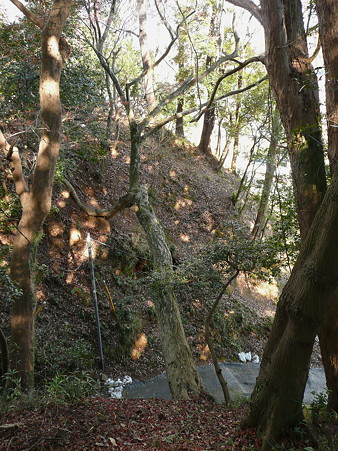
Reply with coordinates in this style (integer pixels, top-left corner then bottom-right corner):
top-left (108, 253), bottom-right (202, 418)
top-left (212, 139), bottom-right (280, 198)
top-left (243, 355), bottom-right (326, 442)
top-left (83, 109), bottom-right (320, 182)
top-left (170, 169), bottom-right (176, 177)
top-left (131, 333), bottom-right (148, 360)
top-left (66, 272), bottom-right (75, 284)
top-left (48, 221), bottom-right (64, 237)
top-left (180, 233), bottom-right (190, 242)
top-left (57, 190), bottom-right (70, 208)
top-left (123, 156), bottom-right (131, 164)
top-left (174, 198), bottom-right (193, 211)
top-left (111, 147), bottom-right (119, 158)
top-left (235, 273), bottom-right (279, 308)
top-left (201, 210), bottom-right (215, 232)
top-left (197, 344), bottom-right (210, 361)
top-left (264, 309), bottom-right (275, 317)
top-left (36, 289), bottom-right (46, 301)
top-left (47, 35), bottom-right (61, 61)
top-left (69, 227), bottom-right (82, 246)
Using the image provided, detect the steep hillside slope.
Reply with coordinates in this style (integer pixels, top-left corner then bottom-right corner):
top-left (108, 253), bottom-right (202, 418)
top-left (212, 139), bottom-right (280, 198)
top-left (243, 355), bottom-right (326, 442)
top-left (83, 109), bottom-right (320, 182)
top-left (1, 128), bottom-right (320, 385)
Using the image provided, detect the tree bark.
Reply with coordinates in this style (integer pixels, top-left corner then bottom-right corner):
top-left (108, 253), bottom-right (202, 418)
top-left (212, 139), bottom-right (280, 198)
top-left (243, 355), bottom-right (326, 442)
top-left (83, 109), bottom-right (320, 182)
top-left (246, 166), bottom-right (338, 448)
top-left (137, 0), bottom-right (157, 113)
top-left (7, 0), bottom-right (72, 389)
top-left (135, 187), bottom-right (206, 399)
top-left (315, 0), bottom-right (338, 412)
top-left (175, 98), bottom-right (185, 138)
top-left (227, 0), bottom-right (334, 440)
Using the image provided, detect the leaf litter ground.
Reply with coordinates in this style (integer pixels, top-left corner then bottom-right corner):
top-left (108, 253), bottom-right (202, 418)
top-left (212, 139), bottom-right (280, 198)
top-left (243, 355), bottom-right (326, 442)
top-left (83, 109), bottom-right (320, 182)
top-left (0, 397), bottom-right (257, 450)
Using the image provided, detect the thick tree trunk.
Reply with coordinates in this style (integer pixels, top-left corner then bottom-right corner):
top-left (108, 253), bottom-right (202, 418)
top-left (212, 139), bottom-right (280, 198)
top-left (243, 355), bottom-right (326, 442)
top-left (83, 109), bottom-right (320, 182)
top-left (315, 0), bottom-right (338, 412)
top-left (246, 167), bottom-right (338, 448)
top-left (7, 0), bottom-right (72, 389)
top-left (261, 0), bottom-right (326, 239)
top-left (244, 0), bottom-right (331, 441)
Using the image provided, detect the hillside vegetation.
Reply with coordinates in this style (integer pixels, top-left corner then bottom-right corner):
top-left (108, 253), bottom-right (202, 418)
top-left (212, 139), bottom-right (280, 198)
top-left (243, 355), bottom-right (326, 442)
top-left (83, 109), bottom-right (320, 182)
top-left (2, 126), bottom-right (283, 384)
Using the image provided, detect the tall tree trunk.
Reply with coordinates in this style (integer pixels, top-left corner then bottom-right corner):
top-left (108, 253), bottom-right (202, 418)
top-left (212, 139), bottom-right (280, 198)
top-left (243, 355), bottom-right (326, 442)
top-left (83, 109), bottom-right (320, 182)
top-left (6, 0), bottom-right (72, 390)
top-left (198, 1), bottom-right (224, 153)
top-left (230, 72), bottom-right (243, 173)
top-left (251, 111), bottom-right (278, 239)
top-left (233, 0), bottom-right (330, 440)
top-left (262, 0), bottom-right (327, 239)
top-left (246, 166), bottom-right (338, 448)
top-left (198, 106), bottom-right (215, 153)
top-left (137, 0), bottom-right (157, 113)
top-left (315, 0), bottom-right (338, 412)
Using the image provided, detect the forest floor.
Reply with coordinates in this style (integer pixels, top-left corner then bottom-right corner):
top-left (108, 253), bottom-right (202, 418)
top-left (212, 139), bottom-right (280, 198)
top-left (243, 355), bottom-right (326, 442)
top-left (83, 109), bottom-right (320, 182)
top-left (2, 396), bottom-right (334, 451)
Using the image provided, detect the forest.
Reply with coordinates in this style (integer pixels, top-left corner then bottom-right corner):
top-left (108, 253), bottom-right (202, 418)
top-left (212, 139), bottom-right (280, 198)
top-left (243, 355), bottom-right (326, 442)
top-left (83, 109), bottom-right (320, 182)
top-left (0, 0), bottom-right (337, 449)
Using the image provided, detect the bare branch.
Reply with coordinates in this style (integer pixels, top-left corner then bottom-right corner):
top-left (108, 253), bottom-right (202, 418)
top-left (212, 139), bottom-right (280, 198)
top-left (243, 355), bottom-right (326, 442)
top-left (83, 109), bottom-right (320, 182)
top-left (126, 10), bottom-right (195, 93)
top-left (63, 179), bottom-right (135, 218)
top-left (143, 75), bottom-right (267, 138)
top-left (226, 0), bottom-right (263, 26)
top-left (10, 0), bottom-right (44, 28)
top-left (145, 49), bottom-right (240, 123)
top-left (193, 55), bottom-right (265, 122)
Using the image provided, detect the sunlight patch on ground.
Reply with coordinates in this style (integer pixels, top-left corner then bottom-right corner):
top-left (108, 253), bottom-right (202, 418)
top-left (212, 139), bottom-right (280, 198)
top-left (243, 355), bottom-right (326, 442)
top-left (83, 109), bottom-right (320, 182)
top-left (180, 233), bottom-right (190, 242)
top-left (131, 333), bottom-right (148, 360)
top-left (111, 147), bottom-right (119, 158)
top-left (69, 227), bottom-right (81, 246)
top-left (197, 344), bottom-right (210, 361)
top-left (174, 198), bottom-right (193, 211)
top-left (48, 221), bottom-right (64, 237)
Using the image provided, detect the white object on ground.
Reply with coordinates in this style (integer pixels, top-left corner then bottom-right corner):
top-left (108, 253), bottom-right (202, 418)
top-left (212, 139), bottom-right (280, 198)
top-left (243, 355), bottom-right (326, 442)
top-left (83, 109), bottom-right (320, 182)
top-left (238, 352), bottom-right (260, 363)
top-left (238, 352), bottom-right (247, 363)
top-left (251, 354), bottom-right (260, 364)
top-left (105, 375), bottom-right (133, 398)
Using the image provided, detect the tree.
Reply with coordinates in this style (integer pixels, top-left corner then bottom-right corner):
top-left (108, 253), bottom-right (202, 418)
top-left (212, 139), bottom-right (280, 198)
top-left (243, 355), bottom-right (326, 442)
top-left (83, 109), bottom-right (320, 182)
top-left (198, 0), bottom-right (225, 153)
top-left (225, 0), bottom-right (337, 441)
top-left (1, 0), bottom-right (72, 389)
top-left (251, 108), bottom-right (279, 239)
top-left (137, 0), bottom-right (157, 112)
top-left (315, 0), bottom-right (338, 412)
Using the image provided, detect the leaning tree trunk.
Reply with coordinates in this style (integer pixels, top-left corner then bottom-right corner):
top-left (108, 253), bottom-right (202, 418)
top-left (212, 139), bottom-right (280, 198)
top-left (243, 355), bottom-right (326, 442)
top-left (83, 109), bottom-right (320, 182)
top-left (7, 0), bottom-right (72, 389)
top-left (315, 0), bottom-right (338, 412)
top-left (246, 166), bottom-right (338, 449)
top-left (128, 122), bottom-right (206, 399)
top-left (135, 187), bottom-right (206, 399)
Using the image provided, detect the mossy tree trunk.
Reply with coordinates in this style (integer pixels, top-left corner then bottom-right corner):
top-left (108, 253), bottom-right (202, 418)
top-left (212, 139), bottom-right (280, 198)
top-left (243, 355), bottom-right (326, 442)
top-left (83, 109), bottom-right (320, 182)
top-left (227, 0), bottom-right (336, 442)
top-left (315, 0), bottom-right (338, 412)
top-left (135, 187), bottom-right (205, 399)
top-left (246, 167), bottom-right (338, 448)
top-left (129, 123), bottom-right (206, 399)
